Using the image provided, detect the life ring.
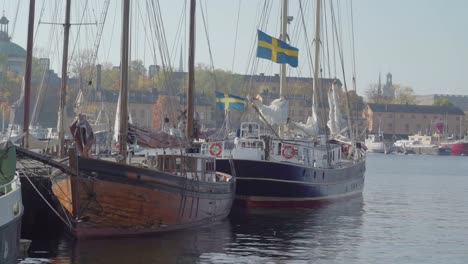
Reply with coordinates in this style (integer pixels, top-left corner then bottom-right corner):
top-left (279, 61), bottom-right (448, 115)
top-left (281, 145), bottom-right (295, 159)
top-left (209, 143), bottom-right (223, 156)
top-left (342, 144), bottom-right (349, 153)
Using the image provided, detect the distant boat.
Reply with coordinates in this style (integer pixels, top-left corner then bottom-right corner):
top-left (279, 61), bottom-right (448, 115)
top-left (441, 136), bottom-right (468, 156)
top-left (0, 141), bottom-right (23, 264)
top-left (365, 133), bottom-right (387, 153)
top-left (393, 133), bottom-right (451, 155)
top-left (364, 118), bottom-right (390, 154)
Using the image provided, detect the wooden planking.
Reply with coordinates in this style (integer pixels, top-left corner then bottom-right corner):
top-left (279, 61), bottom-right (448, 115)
top-left (52, 175), bottom-right (233, 232)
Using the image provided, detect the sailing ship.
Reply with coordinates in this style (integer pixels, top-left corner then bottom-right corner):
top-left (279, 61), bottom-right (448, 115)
top-left (17, 0), bottom-right (235, 238)
top-left (0, 141), bottom-right (23, 264)
top-left (203, 0), bottom-right (366, 207)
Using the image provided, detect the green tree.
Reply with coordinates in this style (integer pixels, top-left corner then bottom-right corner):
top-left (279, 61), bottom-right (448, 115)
top-left (433, 97), bottom-right (453, 107)
top-left (393, 85), bottom-right (416, 104)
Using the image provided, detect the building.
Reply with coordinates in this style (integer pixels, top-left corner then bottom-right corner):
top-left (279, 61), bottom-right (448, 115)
top-left (363, 103), bottom-right (465, 138)
top-left (0, 14), bottom-right (26, 75)
top-left (416, 94), bottom-right (468, 111)
top-left (382, 73), bottom-right (394, 99)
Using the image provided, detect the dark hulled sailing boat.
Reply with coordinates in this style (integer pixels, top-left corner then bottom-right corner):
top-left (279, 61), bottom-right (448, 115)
top-left (203, 0), bottom-right (365, 207)
top-left (17, 0), bottom-right (235, 238)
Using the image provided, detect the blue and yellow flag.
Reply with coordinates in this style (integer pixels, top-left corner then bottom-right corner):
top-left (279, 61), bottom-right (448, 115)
top-left (256, 30), bottom-right (299, 67)
top-left (215, 92), bottom-right (246, 111)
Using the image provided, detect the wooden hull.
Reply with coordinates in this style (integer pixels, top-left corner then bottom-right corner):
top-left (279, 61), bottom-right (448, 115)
top-left (52, 157), bottom-right (235, 239)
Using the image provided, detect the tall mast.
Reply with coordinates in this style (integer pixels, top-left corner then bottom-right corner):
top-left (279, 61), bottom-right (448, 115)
top-left (278, 0), bottom-right (288, 137)
top-left (186, 0), bottom-right (196, 141)
top-left (118, 0), bottom-right (130, 163)
top-left (22, 0), bottom-right (35, 148)
top-left (58, 0), bottom-right (71, 157)
top-left (279, 0), bottom-right (288, 98)
top-left (312, 0), bottom-right (321, 121)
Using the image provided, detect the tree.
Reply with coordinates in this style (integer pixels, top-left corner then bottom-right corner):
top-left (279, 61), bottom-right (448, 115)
top-left (365, 83), bottom-right (386, 103)
top-left (433, 97), bottom-right (453, 107)
top-left (393, 85), bottom-right (416, 104)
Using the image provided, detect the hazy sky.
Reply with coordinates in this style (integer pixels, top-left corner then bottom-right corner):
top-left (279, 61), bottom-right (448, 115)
top-left (5, 0), bottom-right (468, 96)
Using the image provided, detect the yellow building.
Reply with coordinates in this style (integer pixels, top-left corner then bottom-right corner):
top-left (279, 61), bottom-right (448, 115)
top-left (363, 103), bottom-right (465, 137)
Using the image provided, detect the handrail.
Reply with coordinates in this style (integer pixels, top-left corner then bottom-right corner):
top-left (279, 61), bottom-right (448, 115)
top-left (0, 172), bottom-right (20, 197)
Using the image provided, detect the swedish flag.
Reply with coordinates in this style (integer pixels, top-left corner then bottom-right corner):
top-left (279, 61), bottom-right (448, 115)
top-left (215, 92), bottom-right (246, 111)
top-left (256, 30), bottom-right (299, 67)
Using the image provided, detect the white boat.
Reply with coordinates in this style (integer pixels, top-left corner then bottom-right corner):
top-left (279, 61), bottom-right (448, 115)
top-left (0, 141), bottom-right (23, 264)
top-left (393, 133), bottom-right (451, 155)
top-left (365, 133), bottom-right (388, 153)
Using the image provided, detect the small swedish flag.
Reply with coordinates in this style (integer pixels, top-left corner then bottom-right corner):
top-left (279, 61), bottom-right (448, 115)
top-left (215, 92), bottom-right (246, 111)
top-left (256, 30), bottom-right (299, 67)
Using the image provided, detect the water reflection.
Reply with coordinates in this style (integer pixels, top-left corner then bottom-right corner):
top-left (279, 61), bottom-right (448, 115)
top-left (29, 197), bottom-right (363, 264)
top-left (201, 196), bottom-right (365, 263)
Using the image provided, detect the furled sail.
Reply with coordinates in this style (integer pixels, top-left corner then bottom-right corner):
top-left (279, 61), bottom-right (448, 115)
top-left (327, 81), bottom-right (346, 136)
top-left (252, 96), bottom-right (289, 125)
top-left (128, 124), bottom-right (190, 148)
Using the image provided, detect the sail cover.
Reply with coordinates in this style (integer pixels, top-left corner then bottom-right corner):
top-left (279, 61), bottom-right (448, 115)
top-left (253, 96), bottom-right (289, 125)
top-left (128, 124), bottom-right (190, 149)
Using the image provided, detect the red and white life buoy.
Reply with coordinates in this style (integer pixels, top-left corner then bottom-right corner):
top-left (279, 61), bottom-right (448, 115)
top-left (209, 143), bottom-right (223, 156)
top-left (281, 145), bottom-right (295, 159)
top-left (342, 144), bottom-right (349, 154)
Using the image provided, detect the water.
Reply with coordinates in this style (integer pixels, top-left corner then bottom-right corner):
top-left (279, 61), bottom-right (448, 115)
top-left (25, 154), bottom-right (468, 264)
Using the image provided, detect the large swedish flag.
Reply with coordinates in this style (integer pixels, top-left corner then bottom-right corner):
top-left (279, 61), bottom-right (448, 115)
top-left (215, 92), bottom-right (246, 111)
top-left (256, 30), bottom-right (299, 67)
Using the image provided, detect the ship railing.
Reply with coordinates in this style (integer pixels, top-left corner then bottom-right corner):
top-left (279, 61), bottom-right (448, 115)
top-left (0, 172), bottom-right (20, 197)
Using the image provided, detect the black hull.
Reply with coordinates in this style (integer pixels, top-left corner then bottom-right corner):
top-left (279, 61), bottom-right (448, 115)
top-left (217, 159), bottom-right (365, 208)
top-left (0, 213), bottom-right (22, 264)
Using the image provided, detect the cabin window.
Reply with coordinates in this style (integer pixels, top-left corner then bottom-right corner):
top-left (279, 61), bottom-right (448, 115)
top-left (314, 171), bottom-right (317, 179)
top-left (332, 151), bottom-right (335, 161)
top-left (175, 158), bottom-right (182, 170)
top-left (205, 161), bottom-right (215, 172)
top-left (277, 143), bottom-right (282, 155)
top-left (322, 172), bottom-right (325, 180)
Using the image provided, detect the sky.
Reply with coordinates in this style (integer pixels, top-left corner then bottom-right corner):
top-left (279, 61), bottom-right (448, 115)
top-left (4, 0), bottom-right (468, 96)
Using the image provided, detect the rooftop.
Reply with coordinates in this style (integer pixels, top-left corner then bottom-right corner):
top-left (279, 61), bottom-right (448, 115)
top-left (367, 103), bottom-right (465, 115)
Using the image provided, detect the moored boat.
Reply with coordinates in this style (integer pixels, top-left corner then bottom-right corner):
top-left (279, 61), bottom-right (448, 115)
top-left (441, 137), bottom-right (468, 156)
top-left (0, 141), bottom-right (23, 264)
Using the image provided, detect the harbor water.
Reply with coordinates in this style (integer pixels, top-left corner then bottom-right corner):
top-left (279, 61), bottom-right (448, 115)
top-left (24, 154), bottom-right (468, 263)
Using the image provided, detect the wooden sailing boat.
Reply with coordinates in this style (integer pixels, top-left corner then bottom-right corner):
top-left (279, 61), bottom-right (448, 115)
top-left (18, 0), bottom-right (234, 238)
top-left (203, 0), bottom-right (366, 207)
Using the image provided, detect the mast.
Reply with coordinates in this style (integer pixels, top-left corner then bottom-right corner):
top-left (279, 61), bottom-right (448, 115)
top-left (279, 0), bottom-right (288, 97)
top-left (186, 0), bottom-right (195, 141)
top-left (22, 0), bottom-right (35, 148)
top-left (58, 0), bottom-right (71, 157)
top-left (312, 0), bottom-right (321, 123)
top-left (118, 0), bottom-right (130, 163)
top-left (278, 0), bottom-right (288, 137)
